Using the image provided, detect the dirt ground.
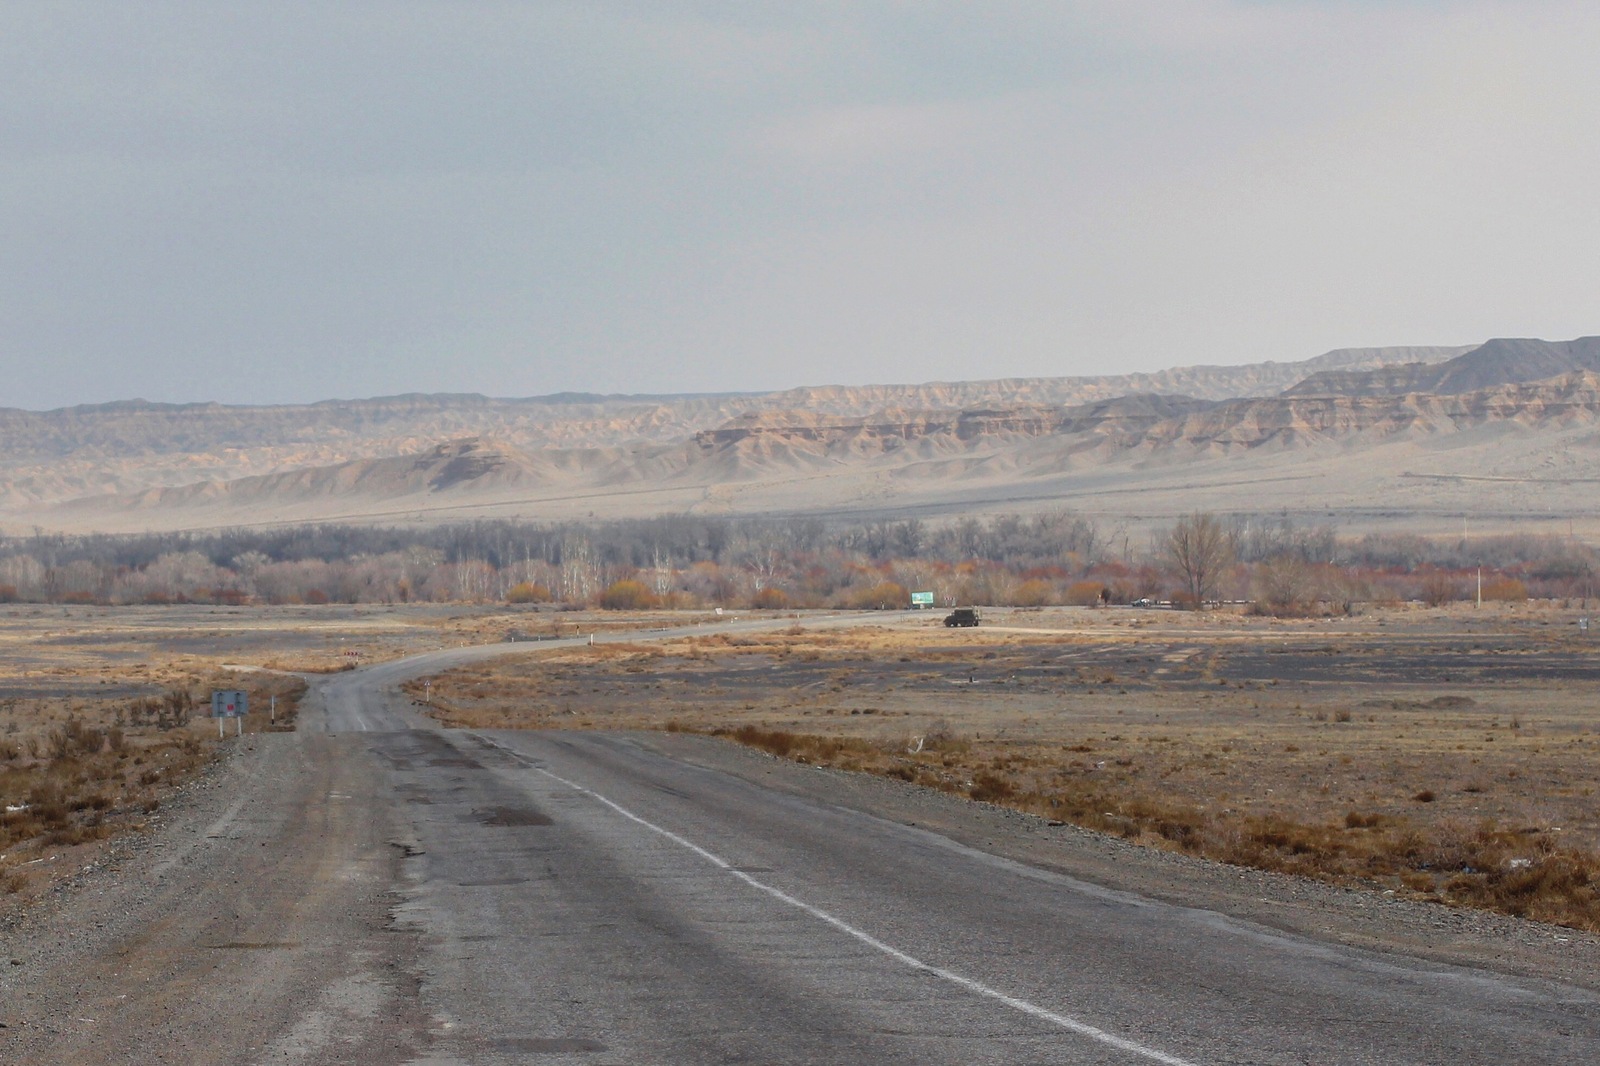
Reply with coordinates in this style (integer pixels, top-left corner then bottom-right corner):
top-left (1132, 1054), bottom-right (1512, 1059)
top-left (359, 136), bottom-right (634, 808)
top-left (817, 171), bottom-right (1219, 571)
top-left (0, 602), bottom-right (680, 908)
top-left (416, 602), bottom-right (1600, 930)
top-left (8, 598), bottom-right (1596, 929)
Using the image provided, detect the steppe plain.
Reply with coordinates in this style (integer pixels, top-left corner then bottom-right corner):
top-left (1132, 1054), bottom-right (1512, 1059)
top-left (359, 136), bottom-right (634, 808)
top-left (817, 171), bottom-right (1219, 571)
top-left (7, 609), bottom-right (1600, 1066)
top-left (0, 603), bottom-right (563, 903)
top-left (401, 601), bottom-right (1600, 931)
top-left (6, 600), bottom-right (1600, 933)
top-left (6, 339), bottom-right (1600, 1060)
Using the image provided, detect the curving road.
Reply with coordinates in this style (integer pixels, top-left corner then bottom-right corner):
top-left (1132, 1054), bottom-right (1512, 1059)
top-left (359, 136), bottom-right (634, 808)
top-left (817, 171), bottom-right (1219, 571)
top-left (5, 619), bottom-right (1599, 1064)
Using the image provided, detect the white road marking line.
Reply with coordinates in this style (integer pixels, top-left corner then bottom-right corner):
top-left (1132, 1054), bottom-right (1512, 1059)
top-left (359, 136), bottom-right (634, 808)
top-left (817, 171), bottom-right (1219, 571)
top-left (472, 735), bottom-right (1199, 1066)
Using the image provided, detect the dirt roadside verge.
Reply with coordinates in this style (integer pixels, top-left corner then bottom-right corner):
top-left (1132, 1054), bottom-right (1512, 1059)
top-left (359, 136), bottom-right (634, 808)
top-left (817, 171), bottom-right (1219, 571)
top-left (414, 610), bottom-right (1600, 935)
top-left (0, 725), bottom-right (432, 1062)
top-left (635, 729), bottom-right (1600, 994)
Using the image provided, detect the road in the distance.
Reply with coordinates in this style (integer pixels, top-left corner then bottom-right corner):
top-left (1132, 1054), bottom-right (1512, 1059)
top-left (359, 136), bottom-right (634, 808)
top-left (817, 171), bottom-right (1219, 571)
top-left (5, 617), bottom-right (1599, 1064)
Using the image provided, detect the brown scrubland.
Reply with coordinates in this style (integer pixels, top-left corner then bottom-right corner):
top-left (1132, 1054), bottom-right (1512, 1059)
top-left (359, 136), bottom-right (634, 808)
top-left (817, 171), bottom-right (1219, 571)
top-left (0, 604), bottom-right (461, 903)
top-left (5, 596), bottom-right (1596, 934)
top-left (415, 603), bottom-right (1600, 932)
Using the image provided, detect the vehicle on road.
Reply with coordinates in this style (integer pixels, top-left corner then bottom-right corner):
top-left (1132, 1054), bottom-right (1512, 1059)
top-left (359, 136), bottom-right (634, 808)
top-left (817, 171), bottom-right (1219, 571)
top-left (943, 607), bottom-right (981, 627)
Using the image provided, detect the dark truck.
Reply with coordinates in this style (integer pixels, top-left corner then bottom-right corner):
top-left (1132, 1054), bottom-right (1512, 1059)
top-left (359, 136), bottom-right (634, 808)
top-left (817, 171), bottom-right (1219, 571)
top-left (943, 607), bottom-right (980, 628)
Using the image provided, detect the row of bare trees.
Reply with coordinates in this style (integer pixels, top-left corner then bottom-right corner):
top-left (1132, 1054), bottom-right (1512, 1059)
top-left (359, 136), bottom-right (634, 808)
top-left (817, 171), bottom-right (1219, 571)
top-left (0, 513), bottom-right (1592, 610)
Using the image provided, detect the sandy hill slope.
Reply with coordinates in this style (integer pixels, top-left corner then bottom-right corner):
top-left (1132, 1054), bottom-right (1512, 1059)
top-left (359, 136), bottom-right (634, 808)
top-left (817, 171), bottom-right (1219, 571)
top-left (0, 344), bottom-right (1463, 515)
top-left (25, 363), bottom-right (1600, 539)
top-left (1285, 337), bottom-right (1600, 398)
top-left (756, 344), bottom-right (1471, 411)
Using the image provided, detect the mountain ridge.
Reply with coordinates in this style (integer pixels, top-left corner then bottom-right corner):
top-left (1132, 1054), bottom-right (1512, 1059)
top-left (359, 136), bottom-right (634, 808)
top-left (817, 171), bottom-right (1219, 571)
top-left (1284, 337), bottom-right (1600, 398)
top-left (33, 369), bottom-right (1600, 534)
top-left (5, 338), bottom-right (1594, 538)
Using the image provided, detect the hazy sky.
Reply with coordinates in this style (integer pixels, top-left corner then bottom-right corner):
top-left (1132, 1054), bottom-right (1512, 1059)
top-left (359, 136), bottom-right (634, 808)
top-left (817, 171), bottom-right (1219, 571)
top-left (5, 1), bottom-right (1598, 410)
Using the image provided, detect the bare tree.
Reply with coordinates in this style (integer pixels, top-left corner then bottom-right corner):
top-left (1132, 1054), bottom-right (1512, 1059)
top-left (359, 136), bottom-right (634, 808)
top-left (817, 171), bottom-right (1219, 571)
top-left (558, 534), bottom-right (598, 604)
top-left (1255, 553), bottom-right (1315, 614)
top-left (731, 529), bottom-right (784, 592)
top-left (1166, 511), bottom-right (1232, 608)
top-left (649, 547), bottom-right (677, 601)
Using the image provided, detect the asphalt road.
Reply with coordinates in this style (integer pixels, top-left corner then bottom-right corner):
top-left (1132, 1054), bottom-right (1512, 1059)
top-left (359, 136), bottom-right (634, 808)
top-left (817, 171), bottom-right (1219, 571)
top-left (7, 618), bottom-right (1600, 1064)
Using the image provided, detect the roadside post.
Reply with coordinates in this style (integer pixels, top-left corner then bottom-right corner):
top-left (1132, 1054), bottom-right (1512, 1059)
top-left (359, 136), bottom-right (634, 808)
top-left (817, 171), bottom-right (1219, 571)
top-left (211, 690), bottom-right (248, 737)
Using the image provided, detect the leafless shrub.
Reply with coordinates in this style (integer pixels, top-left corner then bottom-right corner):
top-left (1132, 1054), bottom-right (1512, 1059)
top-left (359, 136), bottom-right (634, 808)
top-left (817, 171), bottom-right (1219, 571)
top-left (158, 687), bottom-right (194, 730)
top-left (48, 716), bottom-right (104, 760)
top-left (969, 771), bottom-right (1015, 803)
top-left (921, 719), bottom-right (966, 752)
top-left (728, 724), bottom-right (795, 757)
top-left (1419, 572), bottom-right (1461, 606)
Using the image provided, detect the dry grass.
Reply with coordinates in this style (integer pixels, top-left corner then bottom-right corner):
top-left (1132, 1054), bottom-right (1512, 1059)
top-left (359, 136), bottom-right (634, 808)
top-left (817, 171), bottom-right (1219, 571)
top-left (0, 605), bottom-right (325, 903)
top-left (414, 604), bottom-right (1600, 932)
top-left (702, 727), bottom-right (1600, 930)
top-left (1, 694), bottom-right (211, 874)
top-left (0, 601), bottom-right (748, 905)
top-left (0, 673), bottom-right (309, 873)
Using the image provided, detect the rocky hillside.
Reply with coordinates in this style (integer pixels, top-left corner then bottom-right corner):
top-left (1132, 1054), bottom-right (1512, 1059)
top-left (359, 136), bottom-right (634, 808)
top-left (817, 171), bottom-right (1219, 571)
top-left (31, 367), bottom-right (1600, 536)
top-left (6, 338), bottom-right (1596, 537)
top-left (0, 344), bottom-right (1462, 508)
top-left (1284, 336), bottom-right (1600, 398)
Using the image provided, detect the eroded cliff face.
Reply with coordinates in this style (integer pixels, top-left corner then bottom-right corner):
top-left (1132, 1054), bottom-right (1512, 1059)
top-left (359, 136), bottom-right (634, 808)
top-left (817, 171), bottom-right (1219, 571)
top-left (4, 340), bottom-right (1595, 533)
top-left (26, 371), bottom-right (1596, 531)
top-left (0, 344), bottom-right (1464, 510)
top-left (1147, 373), bottom-right (1600, 452)
top-left (694, 374), bottom-right (1600, 457)
top-left (1282, 364), bottom-right (1444, 399)
top-left (692, 395), bottom-right (1213, 449)
top-left (1285, 337), bottom-right (1600, 398)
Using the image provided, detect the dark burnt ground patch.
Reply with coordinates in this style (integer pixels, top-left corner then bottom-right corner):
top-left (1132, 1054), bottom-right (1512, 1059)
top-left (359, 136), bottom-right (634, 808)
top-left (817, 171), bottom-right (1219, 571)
top-left (411, 615), bottom-right (1600, 932)
top-left (1206, 638), bottom-right (1600, 686)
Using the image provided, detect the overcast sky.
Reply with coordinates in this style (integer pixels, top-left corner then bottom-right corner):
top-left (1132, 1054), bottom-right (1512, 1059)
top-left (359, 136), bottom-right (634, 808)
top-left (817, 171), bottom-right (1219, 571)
top-left (4, 1), bottom-right (1598, 410)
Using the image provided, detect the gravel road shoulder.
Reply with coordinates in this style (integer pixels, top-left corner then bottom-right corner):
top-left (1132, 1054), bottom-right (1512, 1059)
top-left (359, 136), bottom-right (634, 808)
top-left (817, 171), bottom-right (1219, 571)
top-left (0, 730), bottom-right (430, 1064)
